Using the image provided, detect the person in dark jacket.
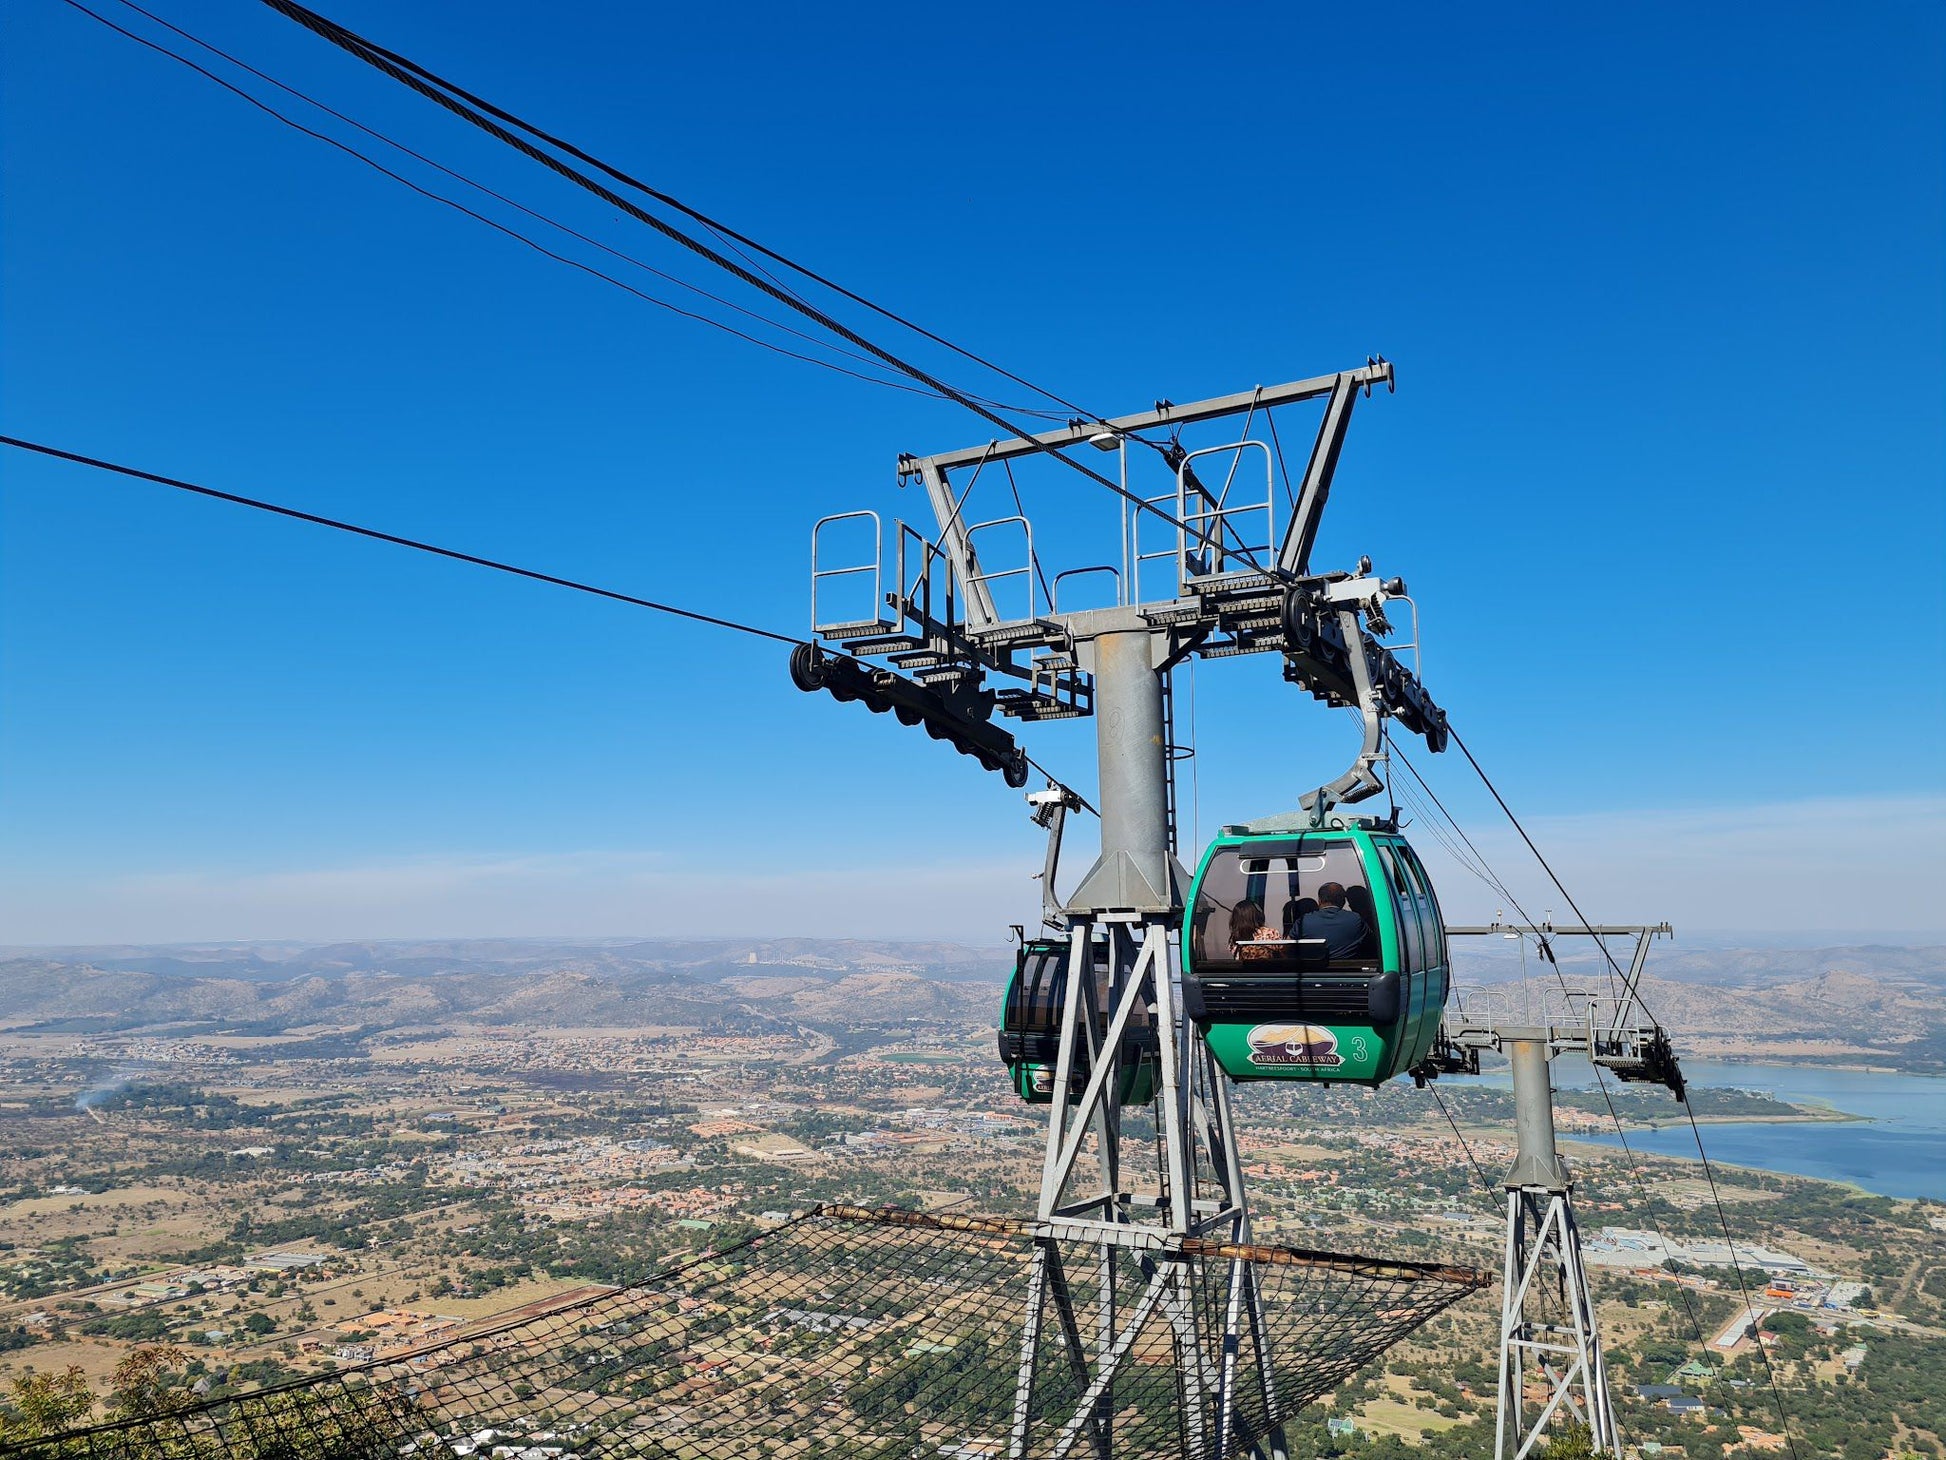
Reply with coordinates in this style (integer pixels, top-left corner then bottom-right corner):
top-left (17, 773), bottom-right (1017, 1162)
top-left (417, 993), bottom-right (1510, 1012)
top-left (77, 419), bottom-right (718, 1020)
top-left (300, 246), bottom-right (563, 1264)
top-left (1281, 896), bottom-right (1319, 938)
top-left (1299, 881), bottom-right (1367, 959)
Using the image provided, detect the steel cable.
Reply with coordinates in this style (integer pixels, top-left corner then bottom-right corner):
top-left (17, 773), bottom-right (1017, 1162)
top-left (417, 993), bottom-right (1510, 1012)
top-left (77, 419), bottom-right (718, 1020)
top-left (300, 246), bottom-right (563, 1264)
top-left (250, 0), bottom-right (1261, 570)
top-left (251, 4), bottom-right (1112, 430)
top-left (0, 434), bottom-right (1098, 816)
top-left (60, 0), bottom-right (1073, 414)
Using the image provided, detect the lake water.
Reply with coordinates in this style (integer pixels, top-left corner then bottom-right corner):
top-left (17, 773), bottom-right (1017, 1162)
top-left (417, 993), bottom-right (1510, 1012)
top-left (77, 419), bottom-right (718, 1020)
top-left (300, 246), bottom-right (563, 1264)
top-left (1542, 1059), bottom-right (1946, 1202)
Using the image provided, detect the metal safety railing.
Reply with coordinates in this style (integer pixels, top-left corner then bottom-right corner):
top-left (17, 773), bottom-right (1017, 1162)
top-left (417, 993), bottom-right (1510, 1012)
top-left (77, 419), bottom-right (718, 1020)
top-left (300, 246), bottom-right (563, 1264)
top-left (1384, 594), bottom-right (1423, 681)
top-left (1050, 565), bottom-right (1122, 614)
top-left (1445, 978), bottom-right (1662, 1051)
top-left (1176, 440), bottom-right (1275, 587)
top-left (1129, 489), bottom-right (1181, 605)
top-left (965, 514), bottom-right (1040, 622)
top-left (810, 510), bottom-right (889, 634)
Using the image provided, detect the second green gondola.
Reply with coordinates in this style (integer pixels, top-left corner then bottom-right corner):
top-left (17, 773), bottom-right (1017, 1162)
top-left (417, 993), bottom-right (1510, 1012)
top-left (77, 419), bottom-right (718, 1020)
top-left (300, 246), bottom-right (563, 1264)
top-left (998, 936), bottom-right (1159, 1104)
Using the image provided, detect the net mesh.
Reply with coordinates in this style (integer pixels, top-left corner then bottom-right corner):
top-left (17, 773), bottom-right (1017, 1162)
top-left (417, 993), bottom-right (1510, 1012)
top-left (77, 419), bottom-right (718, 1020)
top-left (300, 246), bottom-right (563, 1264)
top-left (6, 1205), bottom-right (1487, 1460)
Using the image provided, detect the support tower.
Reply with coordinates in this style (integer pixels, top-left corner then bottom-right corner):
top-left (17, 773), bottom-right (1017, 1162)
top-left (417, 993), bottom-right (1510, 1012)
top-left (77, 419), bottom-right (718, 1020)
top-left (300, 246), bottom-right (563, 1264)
top-left (1434, 923), bottom-right (1685, 1459)
top-left (799, 363), bottom-right (1450, 1457)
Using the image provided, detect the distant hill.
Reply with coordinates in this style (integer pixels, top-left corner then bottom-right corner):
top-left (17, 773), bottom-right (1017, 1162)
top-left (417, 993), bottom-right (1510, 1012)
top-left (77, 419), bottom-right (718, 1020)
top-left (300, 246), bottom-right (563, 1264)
top-left (1454, 935), bottom-right (1946, 1070)
top-left (1452, 938), bottom-right (1946, 990)
top-left (0, 937), bottom-right (1010, 1037)
top-left (0, 936), bottom-right (1006, 984)
top-left (5, 936), bottom-right (1940, 1068)
top-left (1458, 966), bottom-right (1946, 1072)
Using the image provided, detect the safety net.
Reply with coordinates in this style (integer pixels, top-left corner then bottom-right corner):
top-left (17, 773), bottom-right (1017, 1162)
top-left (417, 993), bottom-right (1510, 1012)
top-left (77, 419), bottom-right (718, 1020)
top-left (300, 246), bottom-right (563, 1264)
top-left (3, 1204), bottom-right (1489, 1460)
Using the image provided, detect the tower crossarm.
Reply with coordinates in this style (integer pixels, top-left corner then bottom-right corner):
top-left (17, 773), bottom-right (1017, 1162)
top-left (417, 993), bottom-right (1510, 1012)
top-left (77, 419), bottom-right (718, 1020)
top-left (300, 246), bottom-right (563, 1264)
top-left (1429, 924), bottom-right (1685, 1099)
top-left (811, 363), bottom-right (1446, 766)
top-left (897, 362), bottom-right (1395, 474)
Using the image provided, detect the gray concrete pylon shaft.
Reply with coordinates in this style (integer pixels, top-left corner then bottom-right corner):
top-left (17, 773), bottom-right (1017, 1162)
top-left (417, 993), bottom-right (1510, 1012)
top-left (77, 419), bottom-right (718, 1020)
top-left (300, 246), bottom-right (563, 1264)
top-left (1504, 1037), bottom-right (1571, 1192)
top-left (1067, 630), bottom-right (1176, 912)
top-left (1096, 631), bottom-right (1168, 866)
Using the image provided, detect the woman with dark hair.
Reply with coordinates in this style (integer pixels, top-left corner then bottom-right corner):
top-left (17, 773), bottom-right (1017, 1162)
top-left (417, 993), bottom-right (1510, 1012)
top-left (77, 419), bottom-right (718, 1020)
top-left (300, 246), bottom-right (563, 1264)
top-left (1230, 900), bottom-right (1277, 961)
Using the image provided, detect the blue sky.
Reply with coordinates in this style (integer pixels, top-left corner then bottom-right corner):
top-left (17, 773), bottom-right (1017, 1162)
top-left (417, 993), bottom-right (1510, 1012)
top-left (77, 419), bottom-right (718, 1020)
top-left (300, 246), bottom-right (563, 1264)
top-left (2, 0), bottom-right (1941, 943)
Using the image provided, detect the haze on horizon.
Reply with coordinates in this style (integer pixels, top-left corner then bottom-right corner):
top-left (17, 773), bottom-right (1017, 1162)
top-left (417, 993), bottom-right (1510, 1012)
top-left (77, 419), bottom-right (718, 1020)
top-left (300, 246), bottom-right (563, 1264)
top-left (1, 790), bottom-right (1940, 947)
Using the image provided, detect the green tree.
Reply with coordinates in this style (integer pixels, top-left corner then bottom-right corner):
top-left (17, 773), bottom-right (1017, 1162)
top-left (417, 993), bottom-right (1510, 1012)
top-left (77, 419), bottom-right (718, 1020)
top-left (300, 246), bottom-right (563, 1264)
top-left (0, 1366), bottom-right (95, 1443)
top-left (106, 1345), bottom-right (192, 1422)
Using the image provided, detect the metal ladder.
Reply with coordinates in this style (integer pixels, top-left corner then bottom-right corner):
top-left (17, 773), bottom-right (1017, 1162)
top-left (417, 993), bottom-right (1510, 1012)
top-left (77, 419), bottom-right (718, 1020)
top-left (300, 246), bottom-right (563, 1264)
top-left (1161, 667), bottom-right (1185, 855)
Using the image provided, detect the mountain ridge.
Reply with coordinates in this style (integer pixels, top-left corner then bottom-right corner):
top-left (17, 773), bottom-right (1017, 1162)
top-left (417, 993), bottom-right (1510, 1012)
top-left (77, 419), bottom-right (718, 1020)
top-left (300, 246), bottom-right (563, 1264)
top-left (3, 939), bottom-right (1940, 1066)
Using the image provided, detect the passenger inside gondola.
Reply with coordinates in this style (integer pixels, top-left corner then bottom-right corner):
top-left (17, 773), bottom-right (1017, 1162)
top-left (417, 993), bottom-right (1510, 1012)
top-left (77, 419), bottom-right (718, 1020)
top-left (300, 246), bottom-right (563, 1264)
top-left (1229, 901), bottom-right (1281, 960)
top-left (1297, 881), bottom-right (1366, 958)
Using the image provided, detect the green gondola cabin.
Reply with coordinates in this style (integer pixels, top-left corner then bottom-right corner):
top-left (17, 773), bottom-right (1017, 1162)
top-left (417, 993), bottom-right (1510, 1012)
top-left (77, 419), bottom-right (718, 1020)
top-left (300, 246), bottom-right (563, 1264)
top-left (998, 937), bottom-right (1159, 1104)
top-left (1183, 816), bottom-right (1448, 1086)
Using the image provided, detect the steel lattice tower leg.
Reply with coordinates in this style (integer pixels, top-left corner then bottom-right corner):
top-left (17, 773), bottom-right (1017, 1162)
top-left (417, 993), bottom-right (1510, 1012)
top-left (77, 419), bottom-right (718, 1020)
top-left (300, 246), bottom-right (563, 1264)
top-left (1009, 633), bottom-right (1287, 1459)
top-left (1494, 1036), bottom-right (1617, 1459)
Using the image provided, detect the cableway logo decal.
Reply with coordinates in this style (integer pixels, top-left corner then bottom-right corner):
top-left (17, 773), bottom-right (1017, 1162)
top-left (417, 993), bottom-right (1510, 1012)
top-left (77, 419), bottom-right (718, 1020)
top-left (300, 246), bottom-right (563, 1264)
top-left (1245, 1023), bottom-right (1343, 1068)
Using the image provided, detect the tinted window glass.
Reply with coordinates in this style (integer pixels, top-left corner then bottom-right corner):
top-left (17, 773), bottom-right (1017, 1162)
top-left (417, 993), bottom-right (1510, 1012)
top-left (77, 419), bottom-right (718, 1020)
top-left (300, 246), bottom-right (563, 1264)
top-left (1190, 838), bottom-right (1379, 971)
top-left (1011, 946), bottom-right (1065, 1033)
top-left (1011, 942), bottom-right (1149, 1041)
top-left (1378, 844), bottom-right (1421, 973)
top-left (1399, 844), bottom-right (1445, 970)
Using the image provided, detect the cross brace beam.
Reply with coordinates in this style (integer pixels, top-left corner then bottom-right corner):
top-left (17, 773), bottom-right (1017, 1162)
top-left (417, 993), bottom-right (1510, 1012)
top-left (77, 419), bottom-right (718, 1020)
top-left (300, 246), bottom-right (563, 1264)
top-left (900, 364), bottom-right (1395, 474)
